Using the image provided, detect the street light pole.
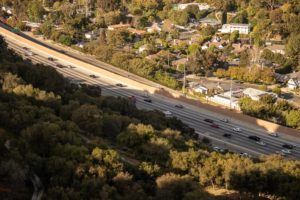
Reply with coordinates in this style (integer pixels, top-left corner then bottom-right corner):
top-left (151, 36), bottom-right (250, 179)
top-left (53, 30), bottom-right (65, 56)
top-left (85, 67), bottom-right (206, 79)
top-left (230, 77), bottom-right (233, 109)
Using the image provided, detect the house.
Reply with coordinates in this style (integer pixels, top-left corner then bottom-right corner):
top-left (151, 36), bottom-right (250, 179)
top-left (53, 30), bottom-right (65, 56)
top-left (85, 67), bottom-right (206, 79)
top-left (1, 6), bottom-right (13, 15)
top-left (287, 78), bottom-right (299, 89)
top-left (243, 88), bottom-right (277, 101)
top-left (193, 84), bottom-right (209, 94)
top-left (266, 44), bottom-right (285, 55)
top-left (218, 24), bottom-right (251, 34)
top-left (171, 58), bottom-right (188, 70)
top-left (138, 44), bottom-right (149, 53)
top-left (232, 43), bottom-right (252, 53)
top-left (173, 3), bottom-right (211, 11)
top-left (84, 30), bottom-right (99, 40)
top-left (207, 94), bottom-right (240, 110)
top-left (147, 23), bottom-right (162, 33)
top-left (201, 43), bottom-right (209, 50)
top-left (199, 18), bottom-right (221, 27)
top-left (107, 23), bottom-right (131, 31)
top-left (127, 28), bottom-right (146, 35)
top-left (76, 42), bottom-right (85, 48)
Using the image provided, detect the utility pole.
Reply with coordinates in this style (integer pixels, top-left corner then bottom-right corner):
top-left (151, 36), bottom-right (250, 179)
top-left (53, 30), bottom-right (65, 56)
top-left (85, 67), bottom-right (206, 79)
top-left (230, 77), bottom-right (233, 110)
top-left (182, 56), bottom-right (187, 95)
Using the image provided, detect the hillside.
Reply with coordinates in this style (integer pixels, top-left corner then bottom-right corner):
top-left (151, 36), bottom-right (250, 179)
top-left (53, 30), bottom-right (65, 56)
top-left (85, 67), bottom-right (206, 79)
top-left (0, 36), bottom-right (300, 200)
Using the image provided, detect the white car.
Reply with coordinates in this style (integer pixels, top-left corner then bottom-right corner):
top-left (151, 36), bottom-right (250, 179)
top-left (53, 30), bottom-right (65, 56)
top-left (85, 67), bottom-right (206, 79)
top-left (281, 149), bottom-right (292, 154)
top-left (256, 141), bottom-right (266, 146)
top-left (163, 111), bottom-right (172, 116)
top-left (213, 146), bottom-right (224, 153)
top-left (220, 118), bottom-right (229, 123)
top-left (240, 152), bottom-right (250, 157)
top-left (233, 127), bottom-right (241, 132)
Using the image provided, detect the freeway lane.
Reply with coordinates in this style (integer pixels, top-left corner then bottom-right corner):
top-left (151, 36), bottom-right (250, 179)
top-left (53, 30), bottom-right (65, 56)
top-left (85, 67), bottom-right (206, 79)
top-left (6, 39), bottom-right (300, 159)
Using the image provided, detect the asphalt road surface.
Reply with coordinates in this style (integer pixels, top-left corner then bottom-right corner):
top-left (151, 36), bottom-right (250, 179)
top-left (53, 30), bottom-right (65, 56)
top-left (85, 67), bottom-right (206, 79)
top-left (4, 36), bottom-right (300, 160)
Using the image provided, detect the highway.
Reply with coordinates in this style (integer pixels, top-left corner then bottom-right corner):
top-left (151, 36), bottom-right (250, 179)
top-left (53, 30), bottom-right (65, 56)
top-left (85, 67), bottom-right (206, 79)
top-left (3, 35), bottom-right (300, 160)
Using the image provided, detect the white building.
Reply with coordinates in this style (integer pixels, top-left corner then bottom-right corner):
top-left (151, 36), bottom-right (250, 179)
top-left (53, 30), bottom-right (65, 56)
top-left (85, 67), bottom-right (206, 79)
top-left (207, 95), bottom-right (240, 110)
top-left (287, 78), bottom-right (299, 89)
top-left (218, 24), bottom-right (251, 34)
top-left (266, 44), bottom-right (285, 55)
top-left (84, 30), bottom-right (99, 40)
top-left (193, 85), bottom-right (208, 94)
top-left (147, 23), bottom-right (162, 33)
top-left (174, 3), bottom-right (210, 11)
top-left (243, 88), bottom-right (277, 101)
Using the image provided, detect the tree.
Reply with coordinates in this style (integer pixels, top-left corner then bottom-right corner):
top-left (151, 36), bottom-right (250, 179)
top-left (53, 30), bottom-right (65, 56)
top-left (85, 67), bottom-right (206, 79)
top-left (286, 34), bottom-right (300, 57)
top-left (71, 104), bottom-right (103, 135)
top-left (230, 30), bottom-right (239, 43)
top-left (156, 173), bottom-right (197, 200)
top-left (27, 0), bottom-right (45, 22)
top-left (285, 110), bottom-right (300, 128)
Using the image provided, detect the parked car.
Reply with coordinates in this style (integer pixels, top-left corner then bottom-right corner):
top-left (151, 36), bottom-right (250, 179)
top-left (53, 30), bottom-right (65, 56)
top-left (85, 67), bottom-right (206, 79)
top-left (282, 144), bottom-right (294, 149)
top-left (210, 124), bottom-right (219, 128)
top-left (175, 104), bottom-right (184, 109)
top-left (204, 119), bottom-right (214, 123)
top-left (248, 135), bottom-right (261, 141)
top-left (223, 133), bottom-right (232, 138)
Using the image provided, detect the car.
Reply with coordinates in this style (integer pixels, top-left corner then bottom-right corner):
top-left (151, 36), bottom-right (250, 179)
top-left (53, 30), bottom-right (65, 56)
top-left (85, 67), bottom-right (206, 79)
top-left (210, 124), bottom-right (219, 128)
top-left (22, 47), bottom-right (29, 50)
top-left (256, 141), bottom-right (266, 146)
top-left (281, 149), bottom-right (292, 154)
top-left (25, 51), bottom-right (33, 56)
top-left (220, 118), bottom-right (229, 123)
top-left (163, 111), bottom-right (172, 115)
top-left (116, 83), bottom-right (126, 87)
top-left (47, 57), bottom-right (55, 61)
top-left (56, 64), bottom-right (65, 68)
top-left (223, 133), bottom-right (232, 138)
top-left (275, 151), bottom-right (286, 156)
top-left (282, 144), bottom-right (294, 149)
top-left (175, 104), bottom-right (184, 109)
top-left (204, 119), bottom-right (214, 123)
top-left (213, 146), bottom-right (225, 153)
top-left (240, 152), bottom-right (250, 157)
top-left (268, 132), bottom-right (278, 137)
top-left (248, 135), bottom-right (261, 141)
top-left (143, 98), bottom-right (152, 103)
top-left (233, 127), bottom-right (241, 132)
top-left (89, 74), bottom-right (98, 78)
top-left (68, 65), bottom-right (76, 69)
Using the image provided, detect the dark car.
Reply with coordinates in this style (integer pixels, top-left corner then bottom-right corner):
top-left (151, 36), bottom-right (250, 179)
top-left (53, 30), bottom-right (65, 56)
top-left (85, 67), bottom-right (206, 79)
top-left (204, 119), bottom-right (214, 123)
top-left (143, 98), bottom-right (152, 103)
top-left (89, 74), bottom-right (98, 78)
top-left (223, 133), bottom-right (232, 138)
top-left (282, 144), bottom-right (294, 149)
top-left (210, 124), bottom-right (219, 128)
top-left (116, 83), bottom-right (126, 87)
top-left (248, 135), bottom-right (261, 141)
top-left (175, 104), bottom-right (184, 109)
top-left (47, 57), bottom-right (55, 61)
top-left (56, 64), bottom-right (65, 68)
